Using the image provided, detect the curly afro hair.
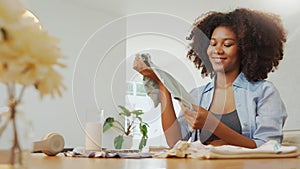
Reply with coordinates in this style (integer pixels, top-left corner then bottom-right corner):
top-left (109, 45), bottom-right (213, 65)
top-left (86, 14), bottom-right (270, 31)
top-left (186, 8), bottom-right (287, 81)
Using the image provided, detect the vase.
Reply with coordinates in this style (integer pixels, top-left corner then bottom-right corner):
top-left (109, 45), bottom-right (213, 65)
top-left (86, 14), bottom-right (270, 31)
top-left (0, 103), bottom-right (33, 169)
top-left (121, 135), bottom-right (133, 149)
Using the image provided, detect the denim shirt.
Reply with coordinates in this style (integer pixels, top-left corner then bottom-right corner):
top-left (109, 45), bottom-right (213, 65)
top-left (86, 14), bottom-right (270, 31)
top-left (178, 73), bottom-right (287, 147)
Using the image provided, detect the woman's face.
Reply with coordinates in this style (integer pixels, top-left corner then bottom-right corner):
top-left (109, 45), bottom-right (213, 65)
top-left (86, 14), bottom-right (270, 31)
top-left (207, 26), bottom-right (240, 74)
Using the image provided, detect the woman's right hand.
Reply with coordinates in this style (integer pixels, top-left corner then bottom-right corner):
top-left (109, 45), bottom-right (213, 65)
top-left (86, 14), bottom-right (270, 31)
top-left (133, 54), bottom-right (160, 81)
top-left (181, 103), bottom-right (218, 131)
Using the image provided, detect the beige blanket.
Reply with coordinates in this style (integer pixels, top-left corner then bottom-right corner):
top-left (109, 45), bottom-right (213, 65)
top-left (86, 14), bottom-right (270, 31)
top-left (154, 140), bottom-right (300, 159)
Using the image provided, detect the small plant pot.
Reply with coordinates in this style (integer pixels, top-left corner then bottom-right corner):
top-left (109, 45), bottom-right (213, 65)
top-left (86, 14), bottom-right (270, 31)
top-left (103, 105), bottom-right (148, 151)
top-left (122, 135), bottom-right (133, 149)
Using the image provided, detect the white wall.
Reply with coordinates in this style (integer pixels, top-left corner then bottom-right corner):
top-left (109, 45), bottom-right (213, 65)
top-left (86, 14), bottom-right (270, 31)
top-left (3, 0), bottom-right (127, 148)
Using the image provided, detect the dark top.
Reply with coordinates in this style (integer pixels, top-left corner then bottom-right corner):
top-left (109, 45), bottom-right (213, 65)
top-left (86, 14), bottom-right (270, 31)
top-left (199, 110), bottom-right (242, 144)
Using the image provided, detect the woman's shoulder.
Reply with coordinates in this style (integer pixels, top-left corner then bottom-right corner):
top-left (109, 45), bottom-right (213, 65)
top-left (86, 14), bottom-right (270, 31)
top-left (248, 79), bottom-right (277, 92)
top-left (236, 73), bottom-right (278, 91)
top-left (243, 79), bottom-right (282, 101)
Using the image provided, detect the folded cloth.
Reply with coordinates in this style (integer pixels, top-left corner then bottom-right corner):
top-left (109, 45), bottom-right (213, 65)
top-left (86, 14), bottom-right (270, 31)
top-left (64, 151), bottom-right (154, 158)
top-left (154, 140), bottom-right (300, 159)
top-left (64, 147), bottom-right (154, 159)
top-left (64, 151), bottom-right (106, 158)
top-left (143, 76), bottom-right (160, 108)
top-left (140, 53), bottom-right (160, 108)
top-left (139, 53), bottom-right (195, 109)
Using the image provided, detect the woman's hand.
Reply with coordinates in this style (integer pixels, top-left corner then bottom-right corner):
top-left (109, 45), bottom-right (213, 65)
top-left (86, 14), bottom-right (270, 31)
top-left (133, 54), bottom-right (160, 81)
top-left (181, 104), bottom-right (218, 131)
top-left (133, 54), bottom-right (150, 73)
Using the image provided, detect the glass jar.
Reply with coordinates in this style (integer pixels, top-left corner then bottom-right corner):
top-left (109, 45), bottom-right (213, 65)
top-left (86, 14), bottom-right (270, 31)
top-left (0, 107), bottom-right (33, 169)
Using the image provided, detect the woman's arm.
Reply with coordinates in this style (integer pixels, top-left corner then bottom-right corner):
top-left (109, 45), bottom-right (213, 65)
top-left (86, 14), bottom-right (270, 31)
top-left (159, 83), bottom-right (181, 147)
top-left (251, 82), bottom-right (287, 147)
top-left (181, 104), bottom-right (257, 148)
top-left (211, 116), bottom-right (257, 148)
top-left (133, 55), bottom-right (181, 147)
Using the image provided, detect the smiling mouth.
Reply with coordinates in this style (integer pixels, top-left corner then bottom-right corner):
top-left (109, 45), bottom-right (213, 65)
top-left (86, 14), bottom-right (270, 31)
top-left (212, 57), bottom-right (227, 63)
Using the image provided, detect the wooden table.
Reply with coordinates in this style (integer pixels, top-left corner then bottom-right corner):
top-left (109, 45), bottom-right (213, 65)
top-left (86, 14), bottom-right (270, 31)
top-left (17, 154), bottom-right (299, 169)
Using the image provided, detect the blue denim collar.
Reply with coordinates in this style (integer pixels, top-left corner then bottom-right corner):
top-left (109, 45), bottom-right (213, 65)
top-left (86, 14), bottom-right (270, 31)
top-left (203, 72), bottom-right (248, 93)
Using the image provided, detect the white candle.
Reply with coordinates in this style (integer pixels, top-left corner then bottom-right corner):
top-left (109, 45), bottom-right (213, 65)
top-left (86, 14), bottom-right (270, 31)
top-left (85, 122), bottom-right (103, 151)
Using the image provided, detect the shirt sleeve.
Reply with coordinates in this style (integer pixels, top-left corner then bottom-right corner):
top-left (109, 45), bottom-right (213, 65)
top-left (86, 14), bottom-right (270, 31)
top-left (253, 82), bottom-right (288, 147)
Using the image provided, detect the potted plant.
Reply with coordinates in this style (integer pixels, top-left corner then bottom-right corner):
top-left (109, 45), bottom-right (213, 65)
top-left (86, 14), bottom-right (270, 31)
top-left (103, 105), bottom-right (149, 151)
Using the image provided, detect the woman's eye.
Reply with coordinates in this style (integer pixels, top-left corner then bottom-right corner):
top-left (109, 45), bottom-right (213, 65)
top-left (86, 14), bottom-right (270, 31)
top-left (224, 44), bottom-right (233, 47)
top-left (209, 43), bottom-right (216, 46)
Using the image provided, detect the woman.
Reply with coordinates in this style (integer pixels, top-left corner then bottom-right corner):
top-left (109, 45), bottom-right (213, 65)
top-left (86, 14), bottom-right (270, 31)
top-left (133, 8), bottom-right (287, 148)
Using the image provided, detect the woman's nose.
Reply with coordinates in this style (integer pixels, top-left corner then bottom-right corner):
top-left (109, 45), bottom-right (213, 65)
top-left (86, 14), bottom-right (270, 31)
top-left (214, 45), bottom-right (224, 54)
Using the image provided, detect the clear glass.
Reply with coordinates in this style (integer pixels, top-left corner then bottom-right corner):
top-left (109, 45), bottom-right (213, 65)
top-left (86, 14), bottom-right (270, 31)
top-left (0, 110), bottom-right (33, 169)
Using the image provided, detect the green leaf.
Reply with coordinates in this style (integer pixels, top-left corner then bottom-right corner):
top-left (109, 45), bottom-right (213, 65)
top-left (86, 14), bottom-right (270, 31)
top-left (144, 122), bottom-right (149, 127)
top-left (103, 117), bottom-right (115, 132)
top-left (139, 123), bottom-right (148, 137)
top-left (139, 136), bottom-right (148, 151)
top-left (132, 109), bottom-right (144, 116)
top-left (118, 105), bottom-right (131, 117)
top-left (114, 135), bottom-right (124, 149)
